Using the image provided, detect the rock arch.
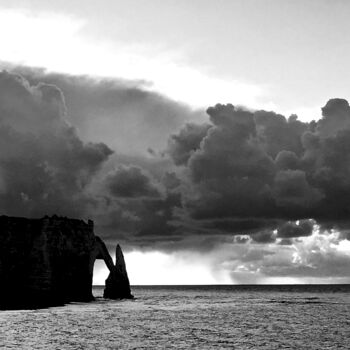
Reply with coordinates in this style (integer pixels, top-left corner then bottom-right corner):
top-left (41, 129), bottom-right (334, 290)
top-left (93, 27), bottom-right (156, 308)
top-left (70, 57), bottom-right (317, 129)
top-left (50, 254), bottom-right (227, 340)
top-left (0, 215), bottom-right (133, 309)
top-left (91, 237), bottom-right (133, 299)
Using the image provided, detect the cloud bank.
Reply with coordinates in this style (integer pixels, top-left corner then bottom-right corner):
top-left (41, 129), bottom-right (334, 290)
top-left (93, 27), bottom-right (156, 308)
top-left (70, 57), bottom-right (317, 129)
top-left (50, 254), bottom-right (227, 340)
top-left (0, 71), bottom-right (112, 217)
top-left (170, 100), bottom-right (350, 234)
top-left (1, 68), bottom-right (350, 282)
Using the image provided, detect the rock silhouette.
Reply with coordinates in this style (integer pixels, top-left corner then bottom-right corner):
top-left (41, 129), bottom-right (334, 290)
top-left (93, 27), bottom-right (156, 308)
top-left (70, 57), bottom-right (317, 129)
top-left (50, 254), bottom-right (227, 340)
top-left (0, 215), bottom-right (133, 309)
top-left (104, 244), bottom-right (134, 299)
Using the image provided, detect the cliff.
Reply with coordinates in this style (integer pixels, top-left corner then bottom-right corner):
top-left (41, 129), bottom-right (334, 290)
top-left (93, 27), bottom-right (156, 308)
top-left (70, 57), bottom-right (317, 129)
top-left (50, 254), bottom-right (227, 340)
top-left (104, 244), bottom-right (133, 299)
top-left (0, 215), bottom-right (132, 309)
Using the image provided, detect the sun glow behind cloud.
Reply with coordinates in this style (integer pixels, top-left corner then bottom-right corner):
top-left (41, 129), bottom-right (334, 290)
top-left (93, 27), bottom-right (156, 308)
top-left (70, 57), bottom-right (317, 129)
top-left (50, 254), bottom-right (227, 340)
top-left (91, 229), bottom-right (350, 286)
top-left (0, 8), bottom-right (272, 110)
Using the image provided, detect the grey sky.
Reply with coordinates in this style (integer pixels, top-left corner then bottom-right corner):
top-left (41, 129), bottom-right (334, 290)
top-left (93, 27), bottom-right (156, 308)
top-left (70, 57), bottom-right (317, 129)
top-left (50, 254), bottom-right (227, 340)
top-left (2, 0), bottom-right (350, 117)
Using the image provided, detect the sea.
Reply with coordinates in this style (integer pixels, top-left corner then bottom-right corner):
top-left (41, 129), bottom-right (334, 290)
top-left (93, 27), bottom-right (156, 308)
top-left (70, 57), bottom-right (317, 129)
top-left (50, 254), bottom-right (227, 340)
top-left (0, 285), bottom-right (349, 349)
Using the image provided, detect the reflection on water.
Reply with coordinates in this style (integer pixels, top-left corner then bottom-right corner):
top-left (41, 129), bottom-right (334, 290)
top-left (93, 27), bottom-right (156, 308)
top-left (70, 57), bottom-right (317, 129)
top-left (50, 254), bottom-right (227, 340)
top-left (0, 285), bottom-right (349, 349)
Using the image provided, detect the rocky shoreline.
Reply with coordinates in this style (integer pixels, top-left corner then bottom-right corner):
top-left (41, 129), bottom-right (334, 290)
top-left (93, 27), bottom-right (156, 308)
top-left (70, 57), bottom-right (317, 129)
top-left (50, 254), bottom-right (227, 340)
top-left (0, 215), bottom-right (133, 309)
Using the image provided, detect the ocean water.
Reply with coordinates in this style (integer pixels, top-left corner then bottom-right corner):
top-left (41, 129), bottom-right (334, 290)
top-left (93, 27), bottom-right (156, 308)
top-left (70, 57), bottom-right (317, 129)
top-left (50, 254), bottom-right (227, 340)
top-left (0, 285), bottom-right (349, 349)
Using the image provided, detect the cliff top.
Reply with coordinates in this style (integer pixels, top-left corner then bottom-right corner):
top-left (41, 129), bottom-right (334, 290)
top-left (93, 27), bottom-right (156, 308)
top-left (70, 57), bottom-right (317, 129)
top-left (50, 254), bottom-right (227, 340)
top-left (0, 215), bottom-right (94, 226)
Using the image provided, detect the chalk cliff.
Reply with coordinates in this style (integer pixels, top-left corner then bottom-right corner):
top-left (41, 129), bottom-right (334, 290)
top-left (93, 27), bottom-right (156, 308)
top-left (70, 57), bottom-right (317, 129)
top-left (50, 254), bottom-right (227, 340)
top-left (104, 244), bottom-right (133, 299)
top-left (0, 215), bottom-right (132, 309)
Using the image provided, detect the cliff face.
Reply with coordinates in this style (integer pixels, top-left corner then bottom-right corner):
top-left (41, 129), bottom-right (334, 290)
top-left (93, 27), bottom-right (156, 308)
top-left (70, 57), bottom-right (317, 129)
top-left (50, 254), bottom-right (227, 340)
top-left (104, 244), bottom-right (133, 299)
top-left (0, 215), bottom-right (132, 309)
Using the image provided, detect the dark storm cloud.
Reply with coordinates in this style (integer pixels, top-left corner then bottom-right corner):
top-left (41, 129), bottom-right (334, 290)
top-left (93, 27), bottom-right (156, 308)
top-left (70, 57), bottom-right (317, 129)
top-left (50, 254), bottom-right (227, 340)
top-left (0, 68), bottom-right (184, 247)
top-left (161, 171), bottom-right (181, 190)
top-left (1, 65), bottom-right (347, 282)
top-left (98, 191), bottom-right (182, 247)
top-left (167, 123), bottom-right (211, 165)
top-left (277, 220), bottom-right (314, 239)
top-left (2, 62), bottom-right (350, 279)
top-left (0, 70), bottom-right (113, 217)
top-left (8, 65), bottom-right (207, 156)
top-left (272, 169), bottom-right (323, 208)
top-left (183, 104), bottom-right (276, 223)
top-left (275, 150), bottom-right (300, 170)
top-left (168, 99), bottom-right (350, 240)
top-left (200, 218), bottom-right (281, 234)
top-left (0, 64), bottom-right (205, 245)
top-left (254, 111), bottom-right (308, 158)
top-left (106, 165), bottom-right (161, 198)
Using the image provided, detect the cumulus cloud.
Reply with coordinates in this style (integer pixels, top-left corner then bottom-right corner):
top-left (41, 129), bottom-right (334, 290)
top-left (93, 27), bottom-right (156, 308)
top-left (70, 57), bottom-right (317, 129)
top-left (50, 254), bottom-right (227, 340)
top-left (159, 97), bottom-right (350, 281)
top-left (318, 98), bottom-right (350, 137)
top-left (167, 123), bottom-right (211, 165)
top-left (184, 104), bottom-right (275, 223)
top-left (0, 69), bottom-right (186, 248)
top-left (106, 165), bottom-right (161, 198)
top-left (254, 111), bottom-right (308, 158)
top-left (273, 169), bottom-right (323, 208)
top-left (261, 231), bottom-right (350, 279)
top-left (168, 99), bottom-right (350, 239)
top-left (0, 70), bottom-right (112, 217)
top-left (222, 229), bottom-right (350, 283)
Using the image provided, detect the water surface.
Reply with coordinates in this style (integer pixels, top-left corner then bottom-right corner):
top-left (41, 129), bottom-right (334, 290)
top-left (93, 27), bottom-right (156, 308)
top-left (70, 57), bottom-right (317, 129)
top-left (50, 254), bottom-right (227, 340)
top-left (0, 285), bottom-right (349, 349)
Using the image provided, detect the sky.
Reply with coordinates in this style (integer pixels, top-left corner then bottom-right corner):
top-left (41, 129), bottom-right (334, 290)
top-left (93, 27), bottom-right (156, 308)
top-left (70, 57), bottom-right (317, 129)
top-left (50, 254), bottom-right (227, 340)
top-left (1, 0), bottom-right (350, 284)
